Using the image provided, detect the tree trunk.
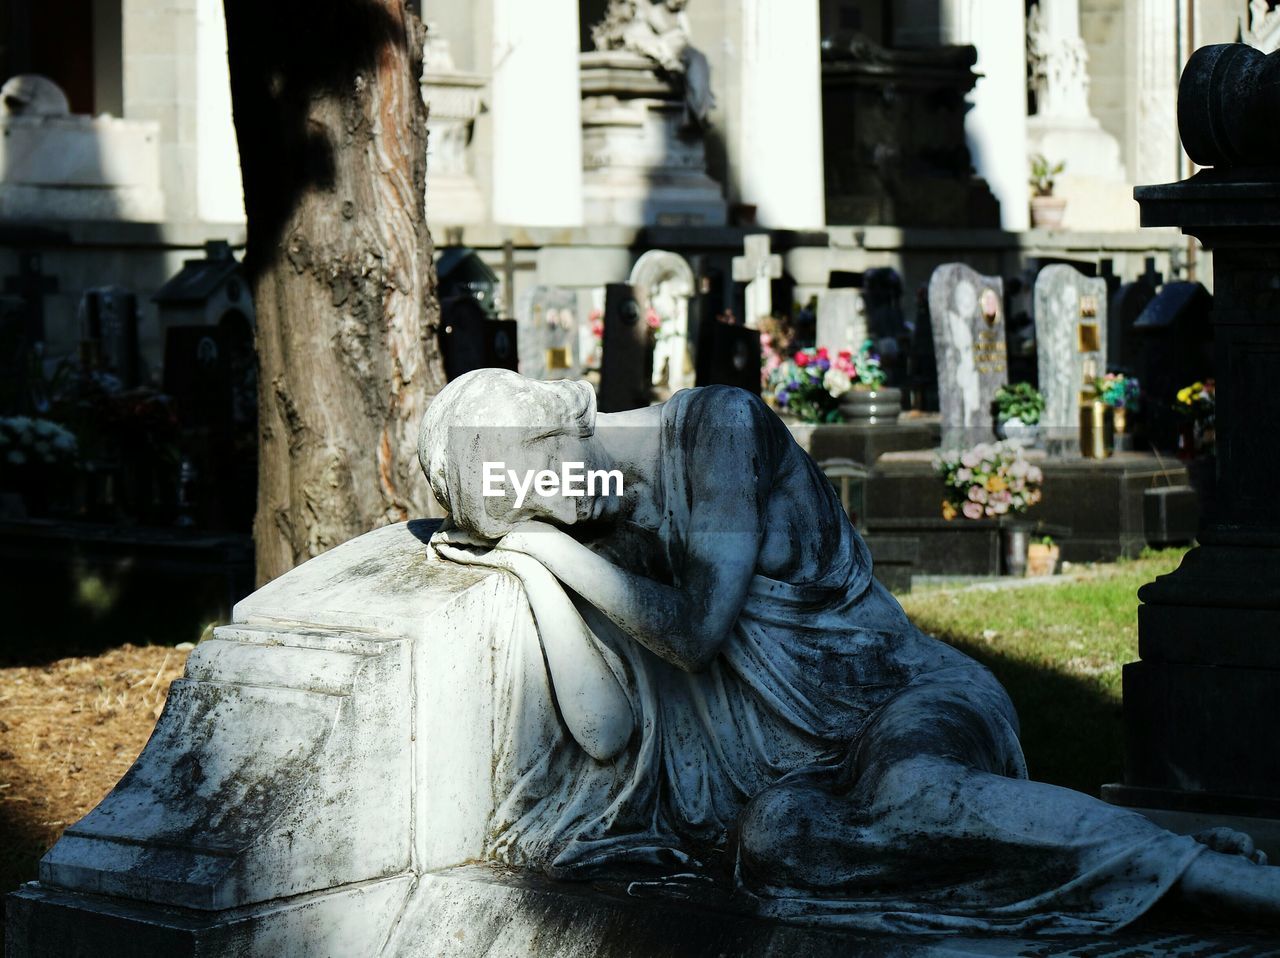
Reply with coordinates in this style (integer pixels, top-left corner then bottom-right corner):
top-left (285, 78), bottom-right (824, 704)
top-left (224, 0), bottom-right (445, 584)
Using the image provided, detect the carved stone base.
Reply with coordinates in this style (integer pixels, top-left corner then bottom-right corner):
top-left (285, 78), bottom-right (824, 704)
top-left (12, 864), bottom-right (1279, 957)
top-left (579, 51), bottom-right (727, 228)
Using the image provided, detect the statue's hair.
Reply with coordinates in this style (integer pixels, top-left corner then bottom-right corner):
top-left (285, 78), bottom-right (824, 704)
top-left (418, 368), bottom-right (596, 537)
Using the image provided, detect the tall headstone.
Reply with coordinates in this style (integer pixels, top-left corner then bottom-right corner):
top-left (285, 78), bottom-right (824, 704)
top-left (517, 286), bottom-right (582, 380)
top-left (629, 250), bottom-right (695, 392)
top-left (1103, 43), bottom-right (1280, 841)
top-left (439, 296), bottom-right (519, 381)
top-left (1132, 281), bottom-right (1214, 451)
top-left (1108, 259), bottom-right (1162, 375)
top-left (1034, 264), bottom-right (1108, 453)
top-left (81, 286), bottom-right (141, 388)
top-left (597, 283), bottom-right (650, 412)
top-left (732, 234), bottom-right (782, 329)
top-left (698, 319), bottom-right (762, 395)
top-left (815, 288), bottom-right (866, 358)
top-left (928, 264), bottom-right (1008, 449)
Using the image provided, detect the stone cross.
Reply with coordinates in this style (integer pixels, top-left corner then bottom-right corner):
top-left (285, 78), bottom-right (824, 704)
top-left (732, 234), bottom-right (782, 329)
top-left (1034, 264), bottom-right (1108, 452)
top-left (3, 251), bottom-right (58, 343)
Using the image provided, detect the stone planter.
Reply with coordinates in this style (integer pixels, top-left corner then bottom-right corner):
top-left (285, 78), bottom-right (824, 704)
top-left (1030, 195), bottom-right (1067, 228)
top-left (839, 386), bottom-right (901, 425)
top-left (995, 418), bottom-right (1041, 447)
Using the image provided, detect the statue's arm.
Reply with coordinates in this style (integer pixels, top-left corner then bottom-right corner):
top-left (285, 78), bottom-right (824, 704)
top-left (508, 391), bottom-right (772, 673)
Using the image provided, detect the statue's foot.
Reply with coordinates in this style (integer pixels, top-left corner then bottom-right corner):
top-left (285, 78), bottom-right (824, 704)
top-left (1193, 827), bottom-right (1268, 866)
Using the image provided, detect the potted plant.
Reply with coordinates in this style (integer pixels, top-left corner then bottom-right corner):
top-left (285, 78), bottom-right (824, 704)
top-left (992, 382), bottom-right (1044, 446)
top-left (1027, 535), bottom-right (1060, 577)
top-left (937, 440), bottom-right (1045, 576)
top-left (1029, 154), bottom-right (1067, 228)
top-left (1174, 379), bottom-right (1215, 460)
top-left (835, 339), bottom-right (900, 424)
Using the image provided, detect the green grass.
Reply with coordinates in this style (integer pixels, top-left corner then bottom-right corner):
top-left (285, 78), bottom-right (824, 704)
top-left (897, 549), bottom-right (1188, 797)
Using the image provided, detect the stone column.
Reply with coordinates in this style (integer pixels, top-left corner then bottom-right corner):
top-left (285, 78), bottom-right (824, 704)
top-left (944, 0), bottom-right (1031, 231)
top-left (1103, 43), bottom-right (1280, 851)
top-left (1128, 0), bottom-right (1180, 188)
top-left (195, 0), bottom-right (244, 222)
top-left (735, 0), bottom-right (824, 230)
top-left (490, 0), bottom-right (583, 227)
top-left (1025, 0), bottom-right (1130, 229)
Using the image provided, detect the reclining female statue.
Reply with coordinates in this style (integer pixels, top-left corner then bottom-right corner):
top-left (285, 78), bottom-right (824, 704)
top-left (419, 368), bottom-right (1279, 935)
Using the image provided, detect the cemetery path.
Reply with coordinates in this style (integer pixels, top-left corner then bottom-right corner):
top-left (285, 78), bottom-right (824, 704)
top-left (0, 643), bottom-right (189, 912)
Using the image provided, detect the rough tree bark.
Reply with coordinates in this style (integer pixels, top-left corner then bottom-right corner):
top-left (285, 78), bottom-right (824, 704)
top-left (224, 0), bottom-right (445, 584)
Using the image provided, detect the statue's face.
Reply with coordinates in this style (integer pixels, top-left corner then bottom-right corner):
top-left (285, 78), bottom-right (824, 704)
top-left (451, 431), bottom-right (601, 539)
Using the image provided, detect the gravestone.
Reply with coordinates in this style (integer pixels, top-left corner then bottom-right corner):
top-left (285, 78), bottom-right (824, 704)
top-left (1034, 264), bottom-right (1109, 453)
top-left (864, 267), bottom-right (907, 386)
top-left (597, 283), bottom-right (650, 412)
top-left (906, 283), bottom-right (938, 411)
top-left (437, 247), bottom-right (500, 318)
top-left (1133, 281), bottom-right (1213, 452)
top-left (815, 287), bottom-right (865, 358)
top-left (630, 250), bottom-right (695, 392)
top-left (698, 319), bottom-right (762, 394)
top-left (81, 286), bottom-right (141, 388)
top-left (517, 286), bottom-right (582, 380)
top-left (2, 251), bottom-right (57, 346)
top-left (927, 264), bottom-right (1007, 448)
top-left (163, 326), bottom-right (233, 431)
top-left (732, 234), bottom-right (782, 329)
top-left (439, 296), bottom-right (518, 381)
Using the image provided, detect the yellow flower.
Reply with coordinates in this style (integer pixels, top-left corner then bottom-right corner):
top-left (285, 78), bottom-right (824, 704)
top-left (1176, 387), bottom-right (1192, 404)
top-left (942, 500), bottom-right (958, 521)
top-left (986, 476), bottom-right (1007, 493)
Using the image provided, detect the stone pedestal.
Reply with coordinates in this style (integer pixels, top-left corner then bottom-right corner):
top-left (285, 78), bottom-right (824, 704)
top-left (579, 51), bottom-right (727, 228)
top-left (1102, 43), bottom-right (1280, 841)
top-left (0, 115), bottom-right (165, 221)
top-left (4, 520), bottom-right (519, 955)
top-left (1025, 0), bottom-right (1131, 230)
top-left (421, 36), bottom-right (486, 227)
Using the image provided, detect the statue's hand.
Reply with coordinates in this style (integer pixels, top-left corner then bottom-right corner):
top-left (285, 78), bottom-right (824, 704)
top-left (492, 520), bottom-right (564, 561)
top-left (432, 537), bottom-right (523, 573)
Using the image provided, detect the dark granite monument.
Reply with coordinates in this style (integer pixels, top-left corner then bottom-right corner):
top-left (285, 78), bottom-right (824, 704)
top-left (1102, 41), bottom-right (1280, 855)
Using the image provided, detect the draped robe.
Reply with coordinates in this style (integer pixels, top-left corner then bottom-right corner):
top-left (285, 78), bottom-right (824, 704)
top-left (479, 386), bottom-right (1203, 935)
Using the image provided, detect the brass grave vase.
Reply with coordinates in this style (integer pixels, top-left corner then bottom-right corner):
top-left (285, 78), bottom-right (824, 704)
top-left (1079, 396), bottom-right (1114, 459)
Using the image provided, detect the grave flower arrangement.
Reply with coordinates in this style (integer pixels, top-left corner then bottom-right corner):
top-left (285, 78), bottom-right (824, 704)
top-left (1095, 373), bottom-right (1140, 410)
top-left (937, 440), bottom-right (1043, 521)
top-left (1174, 380), bottom-right (1214, 421)
top-left (765, 340), bottom-right (885, 424)
top-left (0, 415), bottom-right (79, 516)
top-left (0, 416), bottom-right (78, 472)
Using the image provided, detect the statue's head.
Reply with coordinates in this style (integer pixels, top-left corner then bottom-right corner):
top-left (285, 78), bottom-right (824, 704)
top-left (419, 369), bottom-right (598, 539)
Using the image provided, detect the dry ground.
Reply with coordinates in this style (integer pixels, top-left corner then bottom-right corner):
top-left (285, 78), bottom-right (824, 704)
top-left (0, 644), bottom-right (190, 899)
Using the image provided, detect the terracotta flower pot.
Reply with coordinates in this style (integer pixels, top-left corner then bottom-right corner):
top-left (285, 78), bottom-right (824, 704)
top-left (1027, 543), bottom-right (1060, 577)
top-left (1030, 195), bottom-right (1067, 229)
